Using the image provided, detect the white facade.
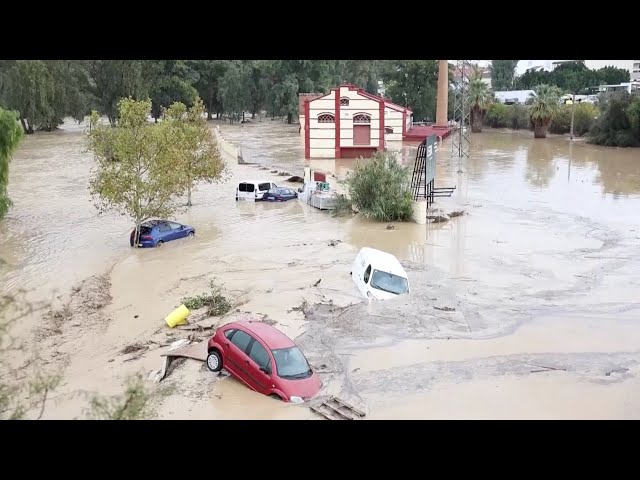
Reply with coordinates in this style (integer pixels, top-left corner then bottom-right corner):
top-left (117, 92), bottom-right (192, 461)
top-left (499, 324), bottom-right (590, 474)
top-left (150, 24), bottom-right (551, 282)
top-left (632, 61), bottom-right (640, 82)
top-left (303, 84), bottom-right (412, 159)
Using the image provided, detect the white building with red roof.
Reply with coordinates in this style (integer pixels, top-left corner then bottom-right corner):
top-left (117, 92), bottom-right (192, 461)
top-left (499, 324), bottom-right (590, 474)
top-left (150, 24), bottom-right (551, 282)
top-left (299, 83), bottom-right (413, 159)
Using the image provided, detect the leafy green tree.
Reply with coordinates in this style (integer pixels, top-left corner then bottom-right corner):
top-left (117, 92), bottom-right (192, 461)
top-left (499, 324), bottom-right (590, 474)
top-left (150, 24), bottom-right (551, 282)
top-left (245, 61), bottom-right (267, 119)
top-left (163, 98), bottom-right (226, 206)
top-left (147, 61), bottom-right (199, 122)
top-left (597, 65), bottom-right (630, 85)
top-left (490, 60), bottom-right (519, 91)
top-left (588, 92), bottom-right (640, 147)
top-left (218, 61), bottom-right (250, 124)
top-left (383, 61), bottom-right (439, 121)
top-left (190, 60), bottom-right (228, 120)
top-left (85, 60), bottom-right (150, 125)
top-left (0, 108), bottom-right (23, 219)
top-left (528, 84), bottom-right (562, 138)
top-left (4, 61), bottom-right (65, 133)
top-left (87, 98), bottom-right (187, 245)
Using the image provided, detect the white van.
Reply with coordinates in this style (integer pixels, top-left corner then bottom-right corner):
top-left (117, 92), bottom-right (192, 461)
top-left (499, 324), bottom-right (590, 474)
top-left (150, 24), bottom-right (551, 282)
top-left (236, 180), bottom-right (278, 201)
top-left (350, 247), bottom-right (410, 300)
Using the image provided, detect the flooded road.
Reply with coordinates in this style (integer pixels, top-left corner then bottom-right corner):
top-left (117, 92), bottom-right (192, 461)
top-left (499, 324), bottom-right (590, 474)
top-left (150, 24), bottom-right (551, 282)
top-left (2, 119), bottom-right (640, 419)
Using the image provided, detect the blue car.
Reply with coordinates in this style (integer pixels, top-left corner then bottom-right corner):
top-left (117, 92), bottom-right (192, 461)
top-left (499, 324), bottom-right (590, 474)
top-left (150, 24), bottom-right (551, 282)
top-left (262, 187), bottom-right (298, 202)
top-left (129, 220), bottom-right (195, 248)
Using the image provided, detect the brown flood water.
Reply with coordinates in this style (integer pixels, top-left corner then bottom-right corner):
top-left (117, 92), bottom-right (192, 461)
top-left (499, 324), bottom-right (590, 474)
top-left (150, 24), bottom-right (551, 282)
top-left (1, 119), bottom-right (640, 419)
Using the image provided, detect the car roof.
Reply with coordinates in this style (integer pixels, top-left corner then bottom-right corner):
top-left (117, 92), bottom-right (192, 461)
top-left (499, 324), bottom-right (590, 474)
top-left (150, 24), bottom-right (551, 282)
top-left (357, 247), bottom-right (408, 277)
top-left (228, 321), bottom-right (295, 350)
top-left (141, 219), bottom-right (180, 227)
top-left (238, 180), bottom-right (274, 185)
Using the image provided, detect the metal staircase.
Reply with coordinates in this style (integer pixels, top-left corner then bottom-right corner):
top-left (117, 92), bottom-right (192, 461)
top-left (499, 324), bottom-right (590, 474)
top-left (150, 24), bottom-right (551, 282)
top-left (410, 135), bottom-right (456, 209)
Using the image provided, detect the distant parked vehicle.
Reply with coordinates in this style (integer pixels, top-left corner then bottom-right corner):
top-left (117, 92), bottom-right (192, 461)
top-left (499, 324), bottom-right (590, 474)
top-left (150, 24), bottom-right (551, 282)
top-left (236, 180), bottom-right (278, 201)
top-left (206, 320), bottom-right (322, 403)
top-left (129, 220), bottom-right (195, 248)
top-left (351, 247), bottom-right (410, 300)
top-left (263, 187), bottom-right (298, 202)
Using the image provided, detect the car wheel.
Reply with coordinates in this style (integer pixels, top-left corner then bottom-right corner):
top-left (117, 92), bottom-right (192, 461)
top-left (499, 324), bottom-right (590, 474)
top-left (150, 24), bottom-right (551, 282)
top-left (188, 231), bottom-right (195, 238)
top-left (269, 394), bottom-right (283, 401)
top-left (206, 350), bottom-right (223, 372)
top-left (156, 240), bottom-right (164, 248)
top-left (235, 196), bottom-right (238, 201)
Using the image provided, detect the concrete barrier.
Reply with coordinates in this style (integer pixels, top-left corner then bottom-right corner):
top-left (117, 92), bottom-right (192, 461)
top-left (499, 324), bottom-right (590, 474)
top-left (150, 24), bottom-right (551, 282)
top-left (213, 126), bottom-right (239, 160)
top-left (411, 199), bottom-right (427, 224)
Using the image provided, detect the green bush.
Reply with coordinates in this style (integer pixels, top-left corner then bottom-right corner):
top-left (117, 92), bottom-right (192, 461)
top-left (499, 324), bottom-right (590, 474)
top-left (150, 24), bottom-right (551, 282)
top-left (573, 103), bottom-right (599, 136)
top-left (485, 101), bottom-right (598, 136)
top-left (182, 279), bottom-right (232, 317)
top-left (549, 105), bottom-right (571, 134)
top-left (509, 104), bottom-right (530, 130)
top-left (588, 92), bottom-right (640, 147)
top-left (549, 103), bottom-right (598, 136)
top-left (484, 103), bottom-right (508, 128)
top-left (483, 103), bottom-right (530, 130)
top-left (345, 151), bottom-right (414, 222)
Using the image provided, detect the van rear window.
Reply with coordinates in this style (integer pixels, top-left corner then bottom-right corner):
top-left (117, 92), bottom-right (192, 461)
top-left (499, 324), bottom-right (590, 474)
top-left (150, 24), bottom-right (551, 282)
top-left (238, 183), bottom-right (255, 193)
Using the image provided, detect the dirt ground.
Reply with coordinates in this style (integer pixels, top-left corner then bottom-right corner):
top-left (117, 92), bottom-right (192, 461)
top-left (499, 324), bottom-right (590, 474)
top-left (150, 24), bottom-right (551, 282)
top-left (2, 120), bottom-right (640, 419)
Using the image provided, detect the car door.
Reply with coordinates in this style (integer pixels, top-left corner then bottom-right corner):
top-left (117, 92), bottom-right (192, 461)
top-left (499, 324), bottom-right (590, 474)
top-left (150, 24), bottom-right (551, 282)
top-left (222, 329), bottom-right (255, 389)
top-left (244, 338), bottom-right (273, 395)
top-left (157, 222), bottom-right (172, 242)
top-left (168, 221), bottom-right (185, 240)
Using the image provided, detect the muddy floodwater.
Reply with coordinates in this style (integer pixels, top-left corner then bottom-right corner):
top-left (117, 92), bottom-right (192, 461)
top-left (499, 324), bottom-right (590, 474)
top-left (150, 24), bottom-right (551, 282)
top-left (2, 118), bottom-right (640, 419)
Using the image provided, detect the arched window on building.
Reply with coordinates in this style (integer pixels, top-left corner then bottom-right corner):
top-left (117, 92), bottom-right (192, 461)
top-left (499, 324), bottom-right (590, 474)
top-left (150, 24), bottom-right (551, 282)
top-left (340, 97), bottom-right (350, 106)
top-left (385, 127), bottom-right (394, 134)
top-left (353, 113), bottom-right (371, 124)
top-left (317, 113), bottom-right (335, 123)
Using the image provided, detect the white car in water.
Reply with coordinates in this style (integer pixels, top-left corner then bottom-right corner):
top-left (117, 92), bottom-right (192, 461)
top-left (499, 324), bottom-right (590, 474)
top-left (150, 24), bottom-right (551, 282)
top-left (350, 247), bottom-right (410, 300)
top-left (236, 180), bottom-right (279, 201)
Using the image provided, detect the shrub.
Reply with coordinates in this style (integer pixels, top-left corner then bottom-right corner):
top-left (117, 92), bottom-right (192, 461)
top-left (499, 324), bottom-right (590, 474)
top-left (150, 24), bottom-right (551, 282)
top-left (484, 103), bottom-right (508, 128)
top-left (508, 104), bottom-right (530, 130)
top-left (549, 103), bottom-right (598, 136)
top-left (588, 92), bottom-right (640, 147)
top-left (182, 279), bottom-right (232, 317)
top-left (344, 151), bottom-right (414, 222)
top-left (549, 105), bottom-right (571, 134)
top-left (484, 103), bottom-right (530, 130)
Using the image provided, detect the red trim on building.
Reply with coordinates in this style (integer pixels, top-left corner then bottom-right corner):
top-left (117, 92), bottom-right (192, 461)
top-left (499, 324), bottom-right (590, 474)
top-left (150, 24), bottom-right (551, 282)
top-left (402, 109), bottom-right (407, 137)
top-left (379, 99), bottom-right (385, 150)
top-left (335, 87), bottom-right (341, 158)
top-left (304, 99), bottom-right (310, 159)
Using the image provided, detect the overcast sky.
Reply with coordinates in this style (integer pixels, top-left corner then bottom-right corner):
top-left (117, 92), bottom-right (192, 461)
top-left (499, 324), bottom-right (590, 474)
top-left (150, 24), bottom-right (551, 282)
top-left (471, 60), bottom-right (635, 74)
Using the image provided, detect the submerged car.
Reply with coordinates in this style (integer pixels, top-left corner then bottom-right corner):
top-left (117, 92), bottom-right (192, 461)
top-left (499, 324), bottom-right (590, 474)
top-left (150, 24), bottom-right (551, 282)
top-left (351, 247), bottom-right (410, 300)
top-left (129, 220), bottom-right (195, 248)
top-left (236, 180), bottom-right (279, 201)
top-left (262, 187), bottom-right (298, 202)
top-left (206, 320), bottom-right (322, 403)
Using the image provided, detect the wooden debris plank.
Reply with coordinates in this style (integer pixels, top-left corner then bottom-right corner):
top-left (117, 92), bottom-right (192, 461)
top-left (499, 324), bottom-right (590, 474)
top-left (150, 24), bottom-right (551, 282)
top-left (310, 396), bottom-right (366, 420)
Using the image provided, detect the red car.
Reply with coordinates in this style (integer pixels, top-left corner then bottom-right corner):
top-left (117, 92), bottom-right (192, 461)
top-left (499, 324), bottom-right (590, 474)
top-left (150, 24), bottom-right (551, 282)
top-left (206, 321), bottom-right (322, 403)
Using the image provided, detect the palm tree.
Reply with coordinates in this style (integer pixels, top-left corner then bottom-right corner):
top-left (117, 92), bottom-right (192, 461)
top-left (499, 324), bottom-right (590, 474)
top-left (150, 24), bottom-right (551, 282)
top-left (528, 84), bottom-right (562, 138)
top-left (469, 78), bottom-right (492, 133)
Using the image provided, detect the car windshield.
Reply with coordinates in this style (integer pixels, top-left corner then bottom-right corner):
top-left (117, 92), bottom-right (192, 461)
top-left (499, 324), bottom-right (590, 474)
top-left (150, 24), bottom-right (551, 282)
top-left (370, 269), bottom-right (409, 295)
top-left (272, 347), bottom-right (312, 379)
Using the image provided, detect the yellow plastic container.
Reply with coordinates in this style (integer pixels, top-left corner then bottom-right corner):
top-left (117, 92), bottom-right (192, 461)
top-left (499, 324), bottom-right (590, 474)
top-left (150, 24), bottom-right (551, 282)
top-left (165, 304), bottom-right (190, 328)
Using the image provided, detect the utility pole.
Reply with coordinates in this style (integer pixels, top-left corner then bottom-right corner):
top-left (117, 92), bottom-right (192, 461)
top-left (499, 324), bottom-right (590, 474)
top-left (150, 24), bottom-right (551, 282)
top-left (570, 91), bottom-right (576, 141)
